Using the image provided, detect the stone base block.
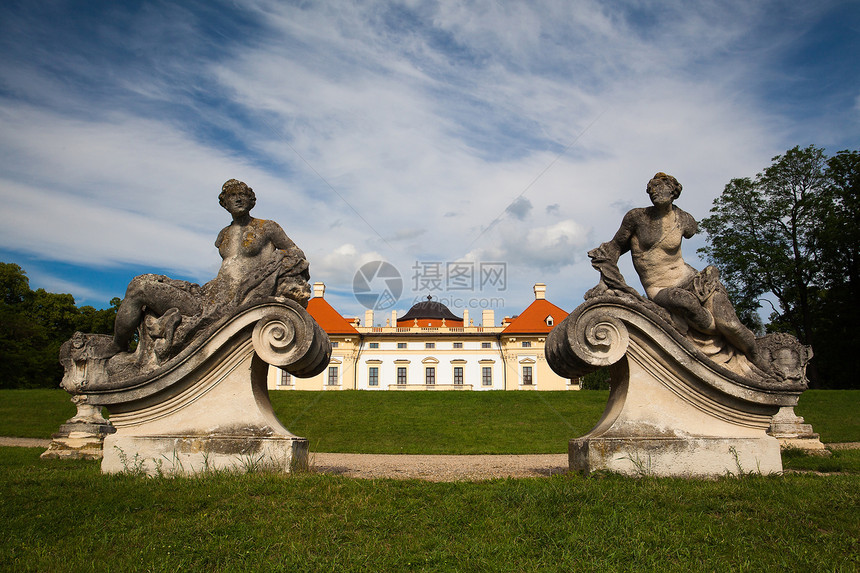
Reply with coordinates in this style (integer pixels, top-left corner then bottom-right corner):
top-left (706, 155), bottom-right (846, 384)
top-left (570, 436), bottom-right (783, 477)
top-left (40, 422), bottom-right (115, 460)
top-left (776, 436), bottom-right (831, 455)
top-left (102, 434), bottom-right (309, 476)
top-left (769, 407), bottom-right (828, 454)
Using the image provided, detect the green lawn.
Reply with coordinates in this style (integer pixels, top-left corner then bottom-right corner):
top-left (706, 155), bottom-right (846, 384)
top-left (1, 447), bottom-right (858, 572)
top-left (2, 388), bottom-right (858, 454)
top-left (0, 389), bottom-right (75, 438)
top-left (795, 389), bottom-right (860, 443)
top-left (1, 390), bottom-right (858, 570)
top-left (270, 390), bottom-right (608, 454)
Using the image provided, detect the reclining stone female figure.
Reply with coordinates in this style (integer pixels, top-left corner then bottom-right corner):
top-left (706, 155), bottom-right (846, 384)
top-left (112, 179), bottom-right (311, 358)
top-left (586, 172), bottom-right (765, 372)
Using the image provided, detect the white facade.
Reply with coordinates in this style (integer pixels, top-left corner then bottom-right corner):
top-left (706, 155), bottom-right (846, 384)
top-left (267, 283), bottom-right (579, 391)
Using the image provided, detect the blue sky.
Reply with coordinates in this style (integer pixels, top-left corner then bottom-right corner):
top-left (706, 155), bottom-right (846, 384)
top-left (1, 0), bottom-right (858, 321)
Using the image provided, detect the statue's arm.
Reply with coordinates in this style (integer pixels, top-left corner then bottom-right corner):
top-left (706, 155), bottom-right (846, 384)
top-left (215, 226), bottom-right (227, 249)
top-left (586, 210), bottom-right (640, 298)
top-left (678, 208), bottom-right (698, 239)
top-left (266, 220), bottom-right (307, 259)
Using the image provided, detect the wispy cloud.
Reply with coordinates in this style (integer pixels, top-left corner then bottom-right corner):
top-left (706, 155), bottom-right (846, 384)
top-left (0, 0), bottom-right (856, 317)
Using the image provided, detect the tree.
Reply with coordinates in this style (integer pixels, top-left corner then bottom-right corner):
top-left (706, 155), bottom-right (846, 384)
top-left (0, 262), bottom-right (117, 389)
top-left (699, 145), bottom-right (860, 388)
top-left (813, 150), bottom-right (860, 387)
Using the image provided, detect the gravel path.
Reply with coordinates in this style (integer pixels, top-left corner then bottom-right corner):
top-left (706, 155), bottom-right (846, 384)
top-left (311, 453), bottom-right (569, 481)
top-left (0, 437), bottom-right (51, 448)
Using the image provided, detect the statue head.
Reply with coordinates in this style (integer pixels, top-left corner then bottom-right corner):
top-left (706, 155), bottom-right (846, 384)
top-left (647, 172), bottom-right (682, 200)
top-left (219, 179), bottom-right (257, 210)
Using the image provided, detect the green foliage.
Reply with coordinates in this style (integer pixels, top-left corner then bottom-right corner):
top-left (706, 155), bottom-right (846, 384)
top-left (0, 263), bottom-right (117, 389)
top-left (580, 367), bottom-right (611, 390)
top-left (1, 448), bottom-right (858, 571)
top-left (699, 145), bottom-right (860, 387)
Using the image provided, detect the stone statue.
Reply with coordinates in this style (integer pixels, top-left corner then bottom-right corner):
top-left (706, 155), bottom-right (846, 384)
top-left (586, 172), bottom-right (763, 374)
top-left (545, 172), bottom-right (815, 477)
top-left (112, 179), bottom-right (311, 361)
top-left (43, 180), bottom-right (330, 474)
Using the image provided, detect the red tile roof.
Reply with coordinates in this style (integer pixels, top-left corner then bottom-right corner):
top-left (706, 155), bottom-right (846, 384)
top-left (501, 299), bottom-right (568, 334)
top-left (307, 297), bottom-right (359, 335)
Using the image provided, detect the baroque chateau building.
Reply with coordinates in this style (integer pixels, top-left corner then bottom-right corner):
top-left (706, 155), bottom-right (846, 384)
top-left (267, 282), bottom-right (578, 391)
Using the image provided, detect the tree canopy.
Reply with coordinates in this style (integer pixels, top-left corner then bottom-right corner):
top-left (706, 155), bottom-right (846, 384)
top-left (699, 145), bottom-right (860, 388)
top-left (0, 262), bottom-right (118, 389)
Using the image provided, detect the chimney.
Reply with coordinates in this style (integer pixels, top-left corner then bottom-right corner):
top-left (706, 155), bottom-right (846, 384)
top-left (313, 282), bottom-right (326, 298)
top-left (463, 309), bottom-right (470, 326)
top-left (364, 309), bottom-right (374, 327)
top-left (391, 310), bottom-right (397, 327)
top-left (482, 309), bottom-right (495, 327)
top-left (534, 283), bottom-right (546, 300)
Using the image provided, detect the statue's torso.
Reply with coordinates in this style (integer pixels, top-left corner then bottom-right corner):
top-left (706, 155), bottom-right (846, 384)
top-left (216, 218), bottom-right (277, 285)
top-left (630, 208), bottom-right (696, 298)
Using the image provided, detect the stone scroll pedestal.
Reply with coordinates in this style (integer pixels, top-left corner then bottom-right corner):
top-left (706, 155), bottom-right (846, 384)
top-left (547, 296), bottom-right (805, 478)
top-left (49, 299), bottom-right (328, 476)
top-left (101, 340), bottom-right (309, 475)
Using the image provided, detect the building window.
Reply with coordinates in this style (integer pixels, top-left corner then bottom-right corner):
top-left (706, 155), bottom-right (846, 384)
top-left (453, 342), bottom-right (463, 349)
top-left (522, 366), bottom-right (533, 385)
top-left (545, 316), bottom-right (554, 327)
top-left (368, 366), bottom-right (379, 387)
top-left (425, 367), bottom-right (435, 385)
top-left (482, 367), bottom-right (493, 386)
top-left (425, 342), bottom-right (435, 349)
top-left (522, 341), bottom-right (532, 348)
top-left (397, 366), bottom-right (407, 385)
top-left (279, 370), bottom-right (292, 386)
top-left (481, 342), bottom-right (492, 349)
top-left (397, 342), bottom-right (407, 349)
top-left (369, 342), bottom-right (379, 349)
top-left (453, 366), bottom-right (463, 385)
top-left (331, 341), bottom-right (339, 348)
top-left (328, 366), bottom-right (338, 386)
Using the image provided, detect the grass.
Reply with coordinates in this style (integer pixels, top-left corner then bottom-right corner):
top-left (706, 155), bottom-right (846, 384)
top-left (270, 390), bottom-right (608, 454)
top-left (795, 389), bottom-right (860, 443)
top-left (0, 389), bottom-right (75, 438)
top-left (782, 448), bottom-right (860, 473)
top-left (1, 389), bottom-right (858, 570)
top-left (1, 447), bottom-right (858, 572)
top-left (2, 388), bottom-right (858, 453)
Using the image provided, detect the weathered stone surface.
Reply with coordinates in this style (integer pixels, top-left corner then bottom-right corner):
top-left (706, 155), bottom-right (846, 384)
top-left (768, 406), bottom-right (829, 454)
top-left (40, 420), bottom-right (115, 461)
top-left (585, 173), bottom-right (767, 375)
top-left (547, 296), bottom-right (800, 476)
top-left (40, 392), bottom-right (115, 460)
top-left (546, 173), bottom-right (813, 477)
top-left (96, 300), bottom-right (325, 475)
top-left (45, 180), bottom-right (328, 473)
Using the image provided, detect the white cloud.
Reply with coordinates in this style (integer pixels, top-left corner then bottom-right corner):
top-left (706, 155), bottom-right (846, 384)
top-left (0, 179), bottom-right (217, 276)
top-left (0, 0), bottom-right (854, 318)
top-left (24, 268), bottom-right (116, 306)
top-left (311, 243), bottom-right (386, 287)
